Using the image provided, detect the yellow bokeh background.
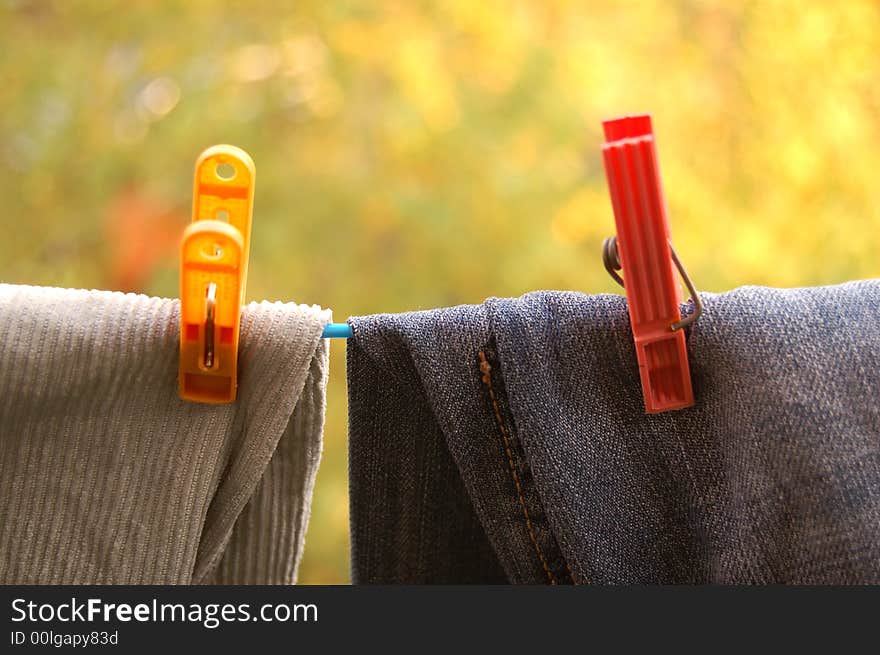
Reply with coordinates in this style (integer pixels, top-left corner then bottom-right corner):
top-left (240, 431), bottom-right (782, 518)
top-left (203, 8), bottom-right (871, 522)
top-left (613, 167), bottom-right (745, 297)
top-left (1, 1), bottom-right (878, 583)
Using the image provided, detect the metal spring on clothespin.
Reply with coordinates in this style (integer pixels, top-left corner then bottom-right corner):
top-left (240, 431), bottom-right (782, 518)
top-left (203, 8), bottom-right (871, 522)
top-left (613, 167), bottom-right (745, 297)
top-left (602, 235), bottom-right (702, 331)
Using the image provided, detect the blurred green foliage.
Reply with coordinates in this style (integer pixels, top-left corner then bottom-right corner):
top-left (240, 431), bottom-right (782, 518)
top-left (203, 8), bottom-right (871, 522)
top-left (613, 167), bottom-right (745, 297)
top-left (1, 1), bottom-right (879, 583)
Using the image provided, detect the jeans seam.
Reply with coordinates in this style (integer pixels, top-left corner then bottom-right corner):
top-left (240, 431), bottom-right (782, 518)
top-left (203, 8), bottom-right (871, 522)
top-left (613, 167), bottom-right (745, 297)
top-left (478, 349), bottom-right (559, 585)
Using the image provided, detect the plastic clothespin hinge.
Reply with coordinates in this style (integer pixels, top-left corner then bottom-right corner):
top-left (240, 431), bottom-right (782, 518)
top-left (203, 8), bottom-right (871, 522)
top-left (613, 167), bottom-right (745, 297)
top-left (601, 115), bottom-right (695, 414)
top-left (179, 145), bottom-right (255, 404)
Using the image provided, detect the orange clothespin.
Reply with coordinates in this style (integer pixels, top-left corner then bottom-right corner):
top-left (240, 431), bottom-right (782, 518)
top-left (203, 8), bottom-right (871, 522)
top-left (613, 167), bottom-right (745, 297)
top-left (179, 145), bottom-right (255, 403)
top-left (600, 115), bottom-right (702, 413)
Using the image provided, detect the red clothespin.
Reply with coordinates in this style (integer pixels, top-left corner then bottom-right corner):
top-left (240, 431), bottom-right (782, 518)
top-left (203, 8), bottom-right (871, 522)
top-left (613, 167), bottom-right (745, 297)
top-left (600, 114), bottom-right (702, 413)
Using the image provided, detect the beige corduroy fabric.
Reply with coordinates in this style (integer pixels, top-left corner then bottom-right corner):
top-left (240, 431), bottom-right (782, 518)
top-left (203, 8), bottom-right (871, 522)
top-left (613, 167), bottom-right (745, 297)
top-left (0, 284), bottom-right (331, 584)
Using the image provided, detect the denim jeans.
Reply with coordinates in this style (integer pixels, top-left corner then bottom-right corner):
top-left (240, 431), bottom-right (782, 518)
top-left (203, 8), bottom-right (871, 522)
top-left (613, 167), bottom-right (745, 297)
top-left (347, 281), bottom-right (880, 584)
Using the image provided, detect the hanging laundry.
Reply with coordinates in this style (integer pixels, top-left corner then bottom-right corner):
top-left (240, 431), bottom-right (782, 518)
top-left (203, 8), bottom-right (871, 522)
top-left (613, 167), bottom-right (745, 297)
top-left (0, 284), bottom-right (331, 584)
top-left (346, 282), bottom-right (880, 584)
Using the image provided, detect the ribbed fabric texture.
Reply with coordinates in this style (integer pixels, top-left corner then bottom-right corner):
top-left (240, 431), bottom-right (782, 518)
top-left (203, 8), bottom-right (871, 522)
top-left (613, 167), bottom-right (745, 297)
top-left (0, 284), bottom-right (331, 584)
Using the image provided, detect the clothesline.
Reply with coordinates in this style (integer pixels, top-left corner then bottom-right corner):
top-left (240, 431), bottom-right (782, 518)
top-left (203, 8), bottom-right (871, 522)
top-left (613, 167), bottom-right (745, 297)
top-left (323, 323), bottom-right (352, 339)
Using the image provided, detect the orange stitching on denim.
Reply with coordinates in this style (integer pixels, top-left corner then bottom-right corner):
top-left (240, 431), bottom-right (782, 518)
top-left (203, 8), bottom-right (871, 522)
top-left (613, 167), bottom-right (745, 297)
top-left (479, 350), bottom-right (557, 585)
